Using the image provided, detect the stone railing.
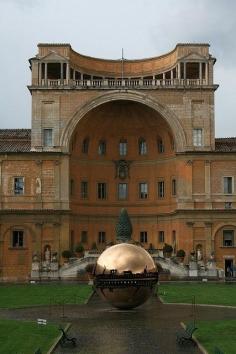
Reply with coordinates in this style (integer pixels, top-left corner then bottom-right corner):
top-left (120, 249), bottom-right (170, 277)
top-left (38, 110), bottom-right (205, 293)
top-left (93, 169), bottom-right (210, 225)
top-left (36, 78), bottom-right (208, 89)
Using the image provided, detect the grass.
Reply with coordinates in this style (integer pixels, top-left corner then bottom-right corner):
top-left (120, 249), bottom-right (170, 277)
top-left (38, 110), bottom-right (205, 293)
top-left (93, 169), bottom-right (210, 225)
top-left (0, 284), bottom-right (92, 308)
top-left (0, 319), bottom-right (60, 354)
top-left (194, 319), bottom-right (236, 354)
top-left (158, 283), bottom-right (236, 306)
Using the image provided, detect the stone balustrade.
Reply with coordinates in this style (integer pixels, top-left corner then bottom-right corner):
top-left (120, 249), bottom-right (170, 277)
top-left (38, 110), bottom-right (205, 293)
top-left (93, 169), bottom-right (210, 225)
top-left (37, 78), bottom-right (208, 89)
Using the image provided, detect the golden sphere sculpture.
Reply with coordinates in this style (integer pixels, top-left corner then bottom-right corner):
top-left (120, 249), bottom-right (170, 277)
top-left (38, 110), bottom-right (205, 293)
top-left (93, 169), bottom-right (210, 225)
top-left (94, 243), bottom-right (158, 309)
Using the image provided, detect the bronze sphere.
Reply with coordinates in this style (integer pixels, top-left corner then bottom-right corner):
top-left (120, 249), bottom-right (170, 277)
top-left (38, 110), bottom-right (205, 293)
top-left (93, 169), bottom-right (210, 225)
top-left (94, 243), bottom-right (158, 309)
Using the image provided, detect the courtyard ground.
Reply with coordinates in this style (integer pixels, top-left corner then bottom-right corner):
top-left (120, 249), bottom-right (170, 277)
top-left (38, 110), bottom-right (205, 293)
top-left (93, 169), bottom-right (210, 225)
top-left (158, 282), bottom-right (236, 306)
top-left (0, 283), bottom-right (235, 353)
top-left (0, 283), bottom-right (92, 308)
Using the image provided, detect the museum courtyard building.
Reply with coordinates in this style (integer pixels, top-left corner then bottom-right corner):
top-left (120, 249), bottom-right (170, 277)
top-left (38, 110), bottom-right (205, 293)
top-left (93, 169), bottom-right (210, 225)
top-left (0, 42), bottom-right (236, 281)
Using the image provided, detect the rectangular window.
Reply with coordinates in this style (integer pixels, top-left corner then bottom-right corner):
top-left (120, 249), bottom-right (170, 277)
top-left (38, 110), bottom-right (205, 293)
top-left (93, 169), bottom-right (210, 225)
top-left (223, 230), bottom-right (234, 247)
top-left (157, 139), bottom-right (164, 153)
top-left (193, 128), bottom-right (203, 147)
top-left (224, 177), bottom-right (233, 194)
top-left (81, 231), bottom-right (88, 243)
top-left (158, 181), bottom-right (165, 198)
top-left (82, 138), bottom-right (89, 154)
top-left (139, 139), bottom-right (147, 155)
top-left (119, 141), bottom-right (127, 156)
top-left (98, 140), bottom-right (106, 155)
top-left (118, 183), bottom-right (128, 200)
top-left (140, 231), bottom-right (148, 243)
top-left (97, 183), bottom-right (107, 200)
top-left (139, 183), bottom-right (148, 199)
top-left (12, 230), bottom-right (24, 248)
top-left (14, 177), bottom-right (24, 195)
top-left (172, 179), bottom-right (176, 196)
top-left (81, 181), bottom-right (88, 199)
top-left (98, 231), bottom-right (106, 244)
top-left (43, 128), bottom-right (53, 147)
top-left (159, 231), bottom-right (165, 243)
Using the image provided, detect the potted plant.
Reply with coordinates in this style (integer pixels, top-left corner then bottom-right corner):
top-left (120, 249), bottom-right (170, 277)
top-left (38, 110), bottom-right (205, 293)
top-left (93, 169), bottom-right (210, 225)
top-left (176, 249), bottom-right (186, 262)
top-left (163, 243), bottom-right (173, 258)
top-left (90, 242), bottom-right (98, 254)
top-left (75, 243), bottom-right (84, 258)
top-left (62, 249), bottom-right (73, 263)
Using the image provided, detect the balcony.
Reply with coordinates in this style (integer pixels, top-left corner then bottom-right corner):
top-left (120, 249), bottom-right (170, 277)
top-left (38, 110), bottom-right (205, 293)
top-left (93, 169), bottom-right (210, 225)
top-left (34, 78), bottom-right (209, 90)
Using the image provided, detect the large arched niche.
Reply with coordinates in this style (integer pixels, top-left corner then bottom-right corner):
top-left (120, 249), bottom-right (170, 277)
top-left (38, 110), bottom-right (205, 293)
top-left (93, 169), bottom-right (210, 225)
top-left (60, 91), bottom-right (186, 152)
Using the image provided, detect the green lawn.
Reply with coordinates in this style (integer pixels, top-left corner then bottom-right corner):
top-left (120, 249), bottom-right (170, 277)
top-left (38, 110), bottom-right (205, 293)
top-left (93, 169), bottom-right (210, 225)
top-left (195, 319), bottom-right (236, 354)
top-left (158, 283), bottom-right (236, 306)
top-left (0, 319), bottom-right (59, 354)
top-left (0, 284), bottom-right (92, 308)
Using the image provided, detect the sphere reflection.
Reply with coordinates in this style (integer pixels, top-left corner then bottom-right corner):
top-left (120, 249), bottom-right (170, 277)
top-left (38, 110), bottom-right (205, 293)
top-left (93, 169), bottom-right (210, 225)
top-left (94, 243), bottom-right (158, 309)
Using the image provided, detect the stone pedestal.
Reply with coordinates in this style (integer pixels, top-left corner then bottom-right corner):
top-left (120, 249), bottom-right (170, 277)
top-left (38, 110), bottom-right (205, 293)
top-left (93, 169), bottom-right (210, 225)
top-left (30, 261), bottom-right (59, 280)
top-left (189, 261), bottom-right (198, 277)
top-left (31, 261), bottom-right (40, 279)
top-left (189, 269), bottom-right (198, 277)
top-left (207, 269), bottom-right (218, 277)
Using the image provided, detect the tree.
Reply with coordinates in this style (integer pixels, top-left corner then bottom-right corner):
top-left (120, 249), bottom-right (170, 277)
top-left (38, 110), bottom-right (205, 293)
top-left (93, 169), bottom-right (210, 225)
top-left (115, 208), bottom-right (133, 242)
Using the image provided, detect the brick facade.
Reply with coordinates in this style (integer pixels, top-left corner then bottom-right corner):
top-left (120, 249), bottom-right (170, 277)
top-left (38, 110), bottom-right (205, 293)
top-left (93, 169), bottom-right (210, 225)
top-left (0, 43), bottom-right (235, 281)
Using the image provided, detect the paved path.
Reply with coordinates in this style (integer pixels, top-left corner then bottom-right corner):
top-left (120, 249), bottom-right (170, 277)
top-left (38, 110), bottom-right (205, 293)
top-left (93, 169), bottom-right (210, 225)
top-left (1, 294), bottom-right (236, 353)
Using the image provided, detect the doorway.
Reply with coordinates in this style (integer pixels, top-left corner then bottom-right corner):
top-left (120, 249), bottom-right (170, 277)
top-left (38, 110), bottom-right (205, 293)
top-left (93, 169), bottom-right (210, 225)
top-left (225, 259), bottom-right (233, 277)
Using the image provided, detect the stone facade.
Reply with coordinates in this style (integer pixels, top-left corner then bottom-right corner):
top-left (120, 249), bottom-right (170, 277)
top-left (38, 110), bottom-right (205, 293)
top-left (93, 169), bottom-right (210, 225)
top-left (0, 43), bottom-right (235, 281)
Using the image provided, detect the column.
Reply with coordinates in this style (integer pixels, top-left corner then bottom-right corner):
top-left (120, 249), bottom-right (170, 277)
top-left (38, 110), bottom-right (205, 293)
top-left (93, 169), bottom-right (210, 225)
top-left (171, 69), bottom-right (173, 82)
top-left (205, 160), bottom-right (212, 209)
top-left (205, 62), bottom-right (209, 85)
top-left (199, 62), bottom-right (202, 84)
top-left (205, 160), bottom-right (211, 198)
top-left (163, 72), bottom-right (165, 85)
top-left (66, 63), bottom-right (70, 84)
top-left (54, 160), bottom-right (61, 208)
top-left (208, 59), bottom-right (214, 85)
top-left (39, 62), bottom-right (42, 85)
top-left (45, 63), bottom-right (48, 85)
top-left (204, 222), bottom-right (213, 259)
top-left (177, 63), bottom-right (181, 80)
top-left (186, 222), bottom-right (195, 257)
top-left (60, 62), bottom-right (63, 83)
top-left (73, 69), bottom-right (75, 81)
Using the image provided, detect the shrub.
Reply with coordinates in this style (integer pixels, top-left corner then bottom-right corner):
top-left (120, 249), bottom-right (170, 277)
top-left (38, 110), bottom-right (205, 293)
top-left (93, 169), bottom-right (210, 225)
top-left (75, 243), bottom-right (84, 253)
top-left (163, 243), bottom-right (173, 254)
top-left (62, 250), bottom-right (73, 259)
top-left (91, 242), bottom-right (98, 250)
top-left (176, 249), bottom-right (186, 258)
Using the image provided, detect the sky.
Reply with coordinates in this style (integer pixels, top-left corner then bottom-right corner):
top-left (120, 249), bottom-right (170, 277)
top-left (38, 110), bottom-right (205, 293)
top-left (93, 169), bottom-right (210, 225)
top-left (0, 0), bottom-right (235, 137)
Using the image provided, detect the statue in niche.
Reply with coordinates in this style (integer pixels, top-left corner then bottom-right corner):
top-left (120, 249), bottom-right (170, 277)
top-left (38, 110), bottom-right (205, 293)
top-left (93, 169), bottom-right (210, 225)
top-left (44, 246), bottom-right (51, 263)
top-left (197, 248), bottom-right (202, 262)
top-left (36, 177), bottom-right (41, 194)
top-left (32, 252), bottom-right (39, 263)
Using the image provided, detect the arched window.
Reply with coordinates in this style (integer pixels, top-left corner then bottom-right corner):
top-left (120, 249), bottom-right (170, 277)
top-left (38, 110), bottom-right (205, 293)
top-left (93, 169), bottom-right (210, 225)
top-left (139, 138), bottom-right (147, 155)
top-left (119, 139), bottom-right (127, 156)
top-left (82, 137), bottom-right (89, 154)
top-left (157, 138), bottom-right (164, 153)
top-left (98, 140), bottom-right (106, 155)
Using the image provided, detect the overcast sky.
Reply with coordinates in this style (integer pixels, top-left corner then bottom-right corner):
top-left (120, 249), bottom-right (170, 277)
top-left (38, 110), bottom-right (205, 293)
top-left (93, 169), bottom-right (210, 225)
top-left (0, 0), bottom-right (235, 137)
